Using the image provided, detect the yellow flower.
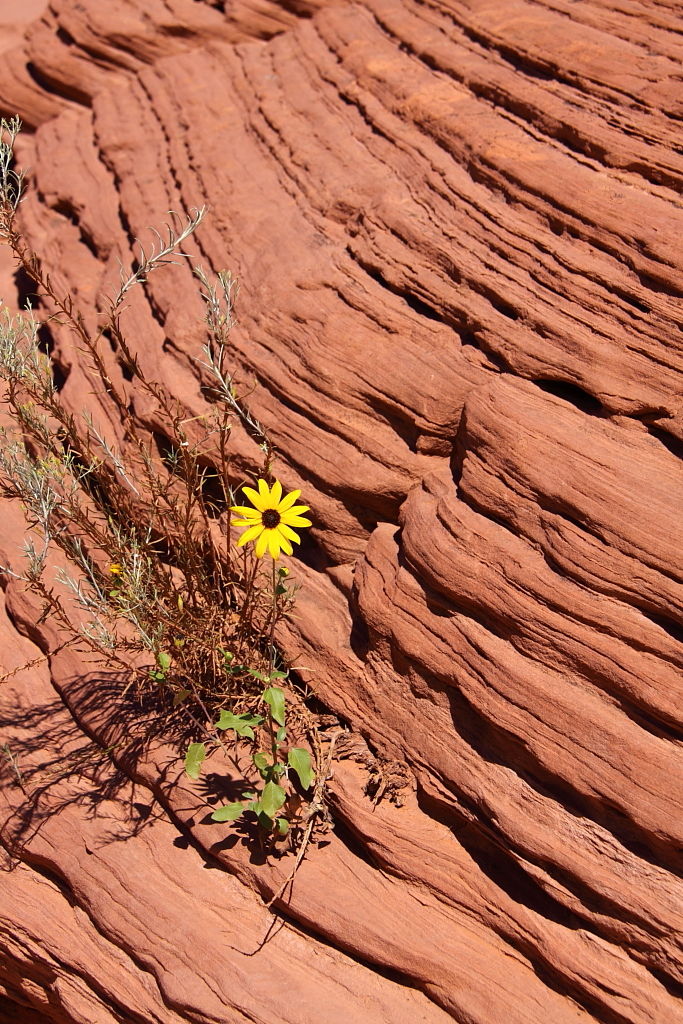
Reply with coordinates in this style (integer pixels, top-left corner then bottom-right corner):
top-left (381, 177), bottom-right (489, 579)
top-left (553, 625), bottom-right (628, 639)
top-left (231, 479), bottom-right (312, 559)
top-left (109, 563), bottom-right (122, 575)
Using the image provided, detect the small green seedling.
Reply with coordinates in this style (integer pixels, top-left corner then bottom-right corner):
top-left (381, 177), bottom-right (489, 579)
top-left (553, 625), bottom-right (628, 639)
top-left (207, 679), bottom-right (316, 833)
top-left (219, 648), bottom-right (247, 675)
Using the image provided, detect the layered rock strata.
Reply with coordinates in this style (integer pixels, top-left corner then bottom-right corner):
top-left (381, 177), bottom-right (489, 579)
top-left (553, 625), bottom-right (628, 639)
top-left (1, 1), bottom-right (683, 1021)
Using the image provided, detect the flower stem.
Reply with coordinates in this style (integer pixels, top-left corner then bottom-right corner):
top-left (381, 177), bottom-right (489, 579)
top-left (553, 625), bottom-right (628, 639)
top-left (268, 556), bottom-right (277, 675)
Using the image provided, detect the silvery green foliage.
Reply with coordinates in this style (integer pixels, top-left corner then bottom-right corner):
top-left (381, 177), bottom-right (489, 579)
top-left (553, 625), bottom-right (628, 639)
top-left (0, 311), bottom-right (52, 397)
top-left (0, 119), bottom-right (207, 651)
top-left (0, 117), bottom-right (24, 221)
top-left (0, 312), bottom-right (81, 581)
top-left (116, 207), bottom-right (207, 303)
top-left (194, 266), bottom-right (270, 452)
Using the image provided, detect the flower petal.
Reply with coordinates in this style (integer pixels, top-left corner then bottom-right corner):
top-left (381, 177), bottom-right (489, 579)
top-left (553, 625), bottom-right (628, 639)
top-left (255, 530), bottom-right (270, 559)
top-left (267, 530), bottom-right (281, 559)
top-left (280, 514), bottom-right (312, 528)
top-left (277, 488), bottom-right (301, 513)
top-left (277, 532), bottom-right (293, 556)
top-left (269, 479), bottom-right (283, 507)
top-left (281, 505), bottom-right (309, 517)
top-left (230, 505), bottom-right (262, 519)
top-left (278, 524), bottom-right (300, 544)
top-left (242, 486), bottom-right (267, 512)
top-left (236, 522), bottom-right (265, 546)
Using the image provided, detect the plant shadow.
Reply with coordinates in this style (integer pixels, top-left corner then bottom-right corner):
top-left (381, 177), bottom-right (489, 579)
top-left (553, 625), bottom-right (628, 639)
top-left (0, 659), bottom-right (275, 869)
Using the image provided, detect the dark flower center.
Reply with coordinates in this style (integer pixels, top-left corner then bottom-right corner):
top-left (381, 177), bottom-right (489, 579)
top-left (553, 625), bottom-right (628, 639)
top-left (262, 509), bottom-right (281, 529)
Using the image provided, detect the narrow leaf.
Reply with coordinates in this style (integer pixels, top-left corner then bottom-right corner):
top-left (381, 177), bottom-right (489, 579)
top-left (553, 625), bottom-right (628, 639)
top-left (211, 802), bottom-right (244, 822)
top-left (260, 780), bottom-right (287, 819)
top-left (262, 686), bottom-right (286, 727)
top-left (184, 742), bottom-right (206, 780)
top-left (288, 747), bottom-right (315, 790)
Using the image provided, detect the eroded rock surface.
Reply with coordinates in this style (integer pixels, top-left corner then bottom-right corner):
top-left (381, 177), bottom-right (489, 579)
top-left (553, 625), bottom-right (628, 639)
top-left (1, 1), bottom-right (683, 1021)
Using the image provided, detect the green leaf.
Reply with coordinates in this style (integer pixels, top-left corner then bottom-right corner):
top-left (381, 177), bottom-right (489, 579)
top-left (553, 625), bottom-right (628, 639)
top-left (241, 791), bottom-right (256, 800)
top-left (262, 686), bottom-right (286, 727)
top-left (260, 780), bottom-right (287, 819)
top-left (252, 752), bottom-right (270, 771)
top-left (275, 583), bottom-right (287, 596)
top-left (215, 710), bottom-right (264, 739)
top-left (288, 747), bottom-right (315, 790)
top-left (158, 652), bottom-right (171, 671)
top-left (257, 810), bottom-right (273, 830)
top-left (247, 669), bottom-right (267, 682)
top-left (276, 817), bottom-right (289, 836)
top-left (224, 662), bottom-right (246, 674)
top-left (243, 713), bottom-right (265, 728)
top-left (173, 688), bottom-right (191, 707)
top-left (211, 802), bottom-right (245, 822)
top-left (269, 670), bottom-right (288, 680)
top-left (184, 742), bottom-right (206, 780)
top-left (215, 710), bottom-right (236, 731)
top-left (276, 726), bottom-right (287, 743)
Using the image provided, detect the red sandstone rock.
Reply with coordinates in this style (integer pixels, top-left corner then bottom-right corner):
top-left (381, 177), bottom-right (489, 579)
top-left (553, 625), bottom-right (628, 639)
top-left (2, 0), bottom-right (683, 1022)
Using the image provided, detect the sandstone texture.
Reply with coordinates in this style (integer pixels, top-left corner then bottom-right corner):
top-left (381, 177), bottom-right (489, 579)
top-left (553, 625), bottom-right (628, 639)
top-left (1, 0), bottom-right (683, 1021)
